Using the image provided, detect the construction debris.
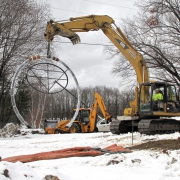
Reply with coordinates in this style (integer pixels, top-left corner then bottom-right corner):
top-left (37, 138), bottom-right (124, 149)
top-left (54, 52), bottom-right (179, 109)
top-left (0, 123), bottom-right (45, 138)
top-left (0, 123), bottom-right (20, 138)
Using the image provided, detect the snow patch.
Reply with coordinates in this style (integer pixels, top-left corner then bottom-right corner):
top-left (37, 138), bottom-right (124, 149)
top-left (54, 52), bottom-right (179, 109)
top-left (0, 123), bottom-right (20, 138)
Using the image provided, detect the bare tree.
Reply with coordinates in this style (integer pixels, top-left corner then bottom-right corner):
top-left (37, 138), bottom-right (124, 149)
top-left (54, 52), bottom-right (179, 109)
top-left (105, 0), bottom-right (180, 86)
top-left (28, 88), bottom-right (47, 128)
top-left (0, 0), bottom-right (51, 127)
top-left (41, 86), bottom-right (134, 120)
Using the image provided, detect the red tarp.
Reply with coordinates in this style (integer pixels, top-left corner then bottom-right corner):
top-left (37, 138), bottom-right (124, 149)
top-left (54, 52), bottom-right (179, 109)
top-left (2, 144), bottom-right (132, 163)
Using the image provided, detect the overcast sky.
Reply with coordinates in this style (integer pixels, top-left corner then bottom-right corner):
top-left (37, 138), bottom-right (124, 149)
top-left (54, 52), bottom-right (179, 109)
top-left (43, 0), bottom-right (138, 90)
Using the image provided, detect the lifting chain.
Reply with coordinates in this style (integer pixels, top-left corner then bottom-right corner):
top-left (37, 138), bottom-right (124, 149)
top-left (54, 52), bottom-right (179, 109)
top-left (47, 42), bottom-right (51, 58)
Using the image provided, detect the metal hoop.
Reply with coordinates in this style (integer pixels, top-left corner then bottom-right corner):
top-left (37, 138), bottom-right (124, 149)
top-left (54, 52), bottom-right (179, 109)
top-left (11, 56), bottom-right (81, 128)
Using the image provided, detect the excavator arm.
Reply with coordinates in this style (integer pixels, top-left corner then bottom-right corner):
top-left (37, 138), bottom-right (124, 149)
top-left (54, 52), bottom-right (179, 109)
top-left (44, 15), bottom-right (148, 83)
top-left (44, 15), bottom-right (149, 115)
top-left (88, 92), bottom-right (112, 132)
top-left (91, 92), bottom-right (111, 120)
top-left (44, 15), bottom-right (114, 43)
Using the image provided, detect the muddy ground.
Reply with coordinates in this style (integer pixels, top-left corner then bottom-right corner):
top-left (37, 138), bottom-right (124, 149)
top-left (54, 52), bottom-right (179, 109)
top-left (128, 138), bottom-right (180, 151)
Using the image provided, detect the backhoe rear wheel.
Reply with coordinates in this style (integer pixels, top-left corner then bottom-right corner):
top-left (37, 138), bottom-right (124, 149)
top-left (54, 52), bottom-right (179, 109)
top-left (69, 123), bottom-right (81, 133)
top-left (54, 129), bottom-right (61, 134)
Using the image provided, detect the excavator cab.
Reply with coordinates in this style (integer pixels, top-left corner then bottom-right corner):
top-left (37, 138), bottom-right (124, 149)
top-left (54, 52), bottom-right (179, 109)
top-left (139, 82), bottom-right (180, 117)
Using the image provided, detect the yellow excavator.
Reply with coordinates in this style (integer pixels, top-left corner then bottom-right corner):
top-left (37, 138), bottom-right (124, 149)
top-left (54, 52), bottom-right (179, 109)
top-left (44, 15), bottom-right (180, 135)
top-left (44, 92), bottom-right (112, 134)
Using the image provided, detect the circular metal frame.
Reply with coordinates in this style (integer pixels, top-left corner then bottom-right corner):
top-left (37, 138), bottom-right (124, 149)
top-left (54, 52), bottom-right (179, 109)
top-left (11, 57), bottom-right (81, 128)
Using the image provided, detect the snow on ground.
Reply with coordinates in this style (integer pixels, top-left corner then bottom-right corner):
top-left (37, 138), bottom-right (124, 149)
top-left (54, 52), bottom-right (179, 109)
top-left (0, 128), bottom-right (180, 180)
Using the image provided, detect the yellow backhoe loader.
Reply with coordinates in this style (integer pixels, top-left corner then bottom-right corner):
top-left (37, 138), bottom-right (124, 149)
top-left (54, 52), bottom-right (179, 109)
top-left (44, 15), bottom-right (180, 135)
top-left (44, 92), bottom-right (112, 134)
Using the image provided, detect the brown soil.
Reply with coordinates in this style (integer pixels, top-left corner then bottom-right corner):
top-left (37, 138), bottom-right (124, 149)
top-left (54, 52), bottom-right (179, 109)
top-left (128, 138), bottom-right (180, 151)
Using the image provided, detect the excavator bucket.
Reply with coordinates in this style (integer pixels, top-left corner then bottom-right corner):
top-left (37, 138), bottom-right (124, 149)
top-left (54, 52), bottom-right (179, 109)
top-left (44, 20), bottom-right (81, 45)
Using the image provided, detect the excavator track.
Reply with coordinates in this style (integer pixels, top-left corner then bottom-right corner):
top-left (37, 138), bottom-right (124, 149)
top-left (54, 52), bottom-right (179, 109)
top-left (110, 120), bottom-right (129, 134)
top-left (138, 119), bottom-right (180, 135)
top-left (110, 119), bottom-right (180, 135)
top-left (110, 120), bottom-right (121, 134)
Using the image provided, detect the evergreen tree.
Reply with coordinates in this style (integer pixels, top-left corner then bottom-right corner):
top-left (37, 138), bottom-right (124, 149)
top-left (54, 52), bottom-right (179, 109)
top-left (15, 77), bottom-right (31, 123)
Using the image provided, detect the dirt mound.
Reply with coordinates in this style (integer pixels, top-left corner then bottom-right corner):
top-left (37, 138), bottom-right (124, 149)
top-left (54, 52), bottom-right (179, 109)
top-left (129, 138), bottom-right (180, 151)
